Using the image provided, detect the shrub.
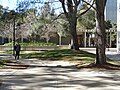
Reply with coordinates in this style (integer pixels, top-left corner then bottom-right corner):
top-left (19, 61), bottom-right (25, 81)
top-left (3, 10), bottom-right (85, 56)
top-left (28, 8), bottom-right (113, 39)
top-left (4, 42), bottom-right (56, 47)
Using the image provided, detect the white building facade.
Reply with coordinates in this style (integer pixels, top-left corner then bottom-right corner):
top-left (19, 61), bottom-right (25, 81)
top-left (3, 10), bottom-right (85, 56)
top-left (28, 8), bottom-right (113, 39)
top-left (105, 0), bottom-right (120, 52)
top-left (105, 0), bottom-right (117, 23)
top-left (117, 0), bottom-right (120, 53)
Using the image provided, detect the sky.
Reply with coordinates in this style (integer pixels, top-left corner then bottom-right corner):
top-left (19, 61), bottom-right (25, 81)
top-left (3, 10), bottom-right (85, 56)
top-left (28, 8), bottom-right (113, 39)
top-left (0, 0), bottom-right (62, 14)
top-left (0, 0), bottom-right (17, 10)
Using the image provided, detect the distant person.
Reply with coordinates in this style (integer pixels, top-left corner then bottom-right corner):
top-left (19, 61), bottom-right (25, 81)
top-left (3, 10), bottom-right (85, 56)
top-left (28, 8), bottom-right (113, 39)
top-left (14, 42), bottom-right (21, 59)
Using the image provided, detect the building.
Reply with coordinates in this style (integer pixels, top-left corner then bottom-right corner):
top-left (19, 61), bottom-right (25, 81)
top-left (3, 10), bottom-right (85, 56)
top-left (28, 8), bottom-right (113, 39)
top-left (105, 0), bottom-right (120, 51)
top-left (76, 0), bottom-right (118, 48)
top-left (117, 0), bottom-right (120, 52)
top-left (105, 0), bottom-right (117, 23)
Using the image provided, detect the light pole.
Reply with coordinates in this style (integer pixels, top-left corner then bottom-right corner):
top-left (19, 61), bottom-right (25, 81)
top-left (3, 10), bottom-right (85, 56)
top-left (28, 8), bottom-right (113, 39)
top-left (11, 10), bottom-right (16, 55)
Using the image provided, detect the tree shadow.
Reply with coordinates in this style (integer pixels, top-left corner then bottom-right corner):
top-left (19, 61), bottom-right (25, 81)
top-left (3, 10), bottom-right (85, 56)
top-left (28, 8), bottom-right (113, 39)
top-left (1, 53), bottom-right (120, 89)
top-left (1, 65), bottom-right (120, 90)
top-left (77, 62), bottom-right (120, 70)
top-left (107, 54), bottom-right (120, 61)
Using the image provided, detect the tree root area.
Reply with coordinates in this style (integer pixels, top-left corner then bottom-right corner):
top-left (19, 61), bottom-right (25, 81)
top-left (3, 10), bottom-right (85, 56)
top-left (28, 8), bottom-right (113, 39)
top-left (77, 63), bottom-right (120, 70)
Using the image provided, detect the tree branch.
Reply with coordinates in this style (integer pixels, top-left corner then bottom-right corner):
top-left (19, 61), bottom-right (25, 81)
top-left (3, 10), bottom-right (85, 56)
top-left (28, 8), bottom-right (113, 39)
top-left (53, 13), bottom-right (64, 20)
top-left (82, 0), bottom-right (96, 10)
top-left (59, 0), bottom-right (68, 17)
top-left (77, 0), bottom-right (95, 18)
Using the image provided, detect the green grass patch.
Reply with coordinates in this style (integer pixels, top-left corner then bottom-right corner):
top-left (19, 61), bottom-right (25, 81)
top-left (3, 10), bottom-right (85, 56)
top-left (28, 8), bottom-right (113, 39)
top-left (1, 49), bottom-right (120, 70)
top-left (0, 60), bottom-right (9, 67)
top-left (21, 49), bottom-right (95, 63)
top-left (21, 49), bottom-right (120, 67)
top-left (0, 50), bottom-right (13, 54)
top-left (0, 60), bottom-right (4, 65)
top-left (4, 42), bottom-right (56, 47)
top-left (107, 59), bottom-right (120, 65)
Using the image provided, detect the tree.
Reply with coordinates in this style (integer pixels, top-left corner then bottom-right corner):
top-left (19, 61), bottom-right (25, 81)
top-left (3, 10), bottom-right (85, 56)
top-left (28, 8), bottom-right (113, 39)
top-left (59, 0), bottom-right (78, 50)
top-left (15, 8), bottom-right (38, 42)
top-left (17, 0), bottom-right (108, 65)
top-left (39, 2), bottom-right (56, 43)
top-left (82, 0), bottom-right (107, 65)
top-left (0, 8), bottom-right (34, 43)
top-left (95, 0), bottom-right (107, 65)
top-left (59, 0), bottom-right (107, 65)
top-left (105, 20), bottom-right (112, 29)
top-left (59, 0), bottom-right (94, 50)
top-left (77, 4), bottom-right (95, 29)
top-left (0, 10), bottom-right (15, 43)
top-left (29, 2), bottom-right (57, 43)
top-left (17, 0), bottom-right (93, 50)
top-left (54, 18), bottom-right (69, 45)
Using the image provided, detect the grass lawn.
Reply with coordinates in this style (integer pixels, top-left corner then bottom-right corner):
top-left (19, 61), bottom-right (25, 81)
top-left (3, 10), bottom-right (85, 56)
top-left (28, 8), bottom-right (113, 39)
top-left (0, 49), bottom-right (95, 67)
top-left (21, 49), bottom-right (120, 70)
top-left (21, 49), bottom-right (95, 61)
top-left (1, 49), bottom-right (120, 70)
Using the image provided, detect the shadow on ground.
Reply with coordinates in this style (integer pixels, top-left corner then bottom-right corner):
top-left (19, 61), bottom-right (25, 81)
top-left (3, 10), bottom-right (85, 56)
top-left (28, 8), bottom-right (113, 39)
top-left (1, 64), bottom-right (120, 90)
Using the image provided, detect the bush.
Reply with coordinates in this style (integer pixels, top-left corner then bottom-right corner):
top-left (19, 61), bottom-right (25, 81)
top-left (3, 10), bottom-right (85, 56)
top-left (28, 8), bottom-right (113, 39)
top-left (4, 42), bottom-right (56, 47)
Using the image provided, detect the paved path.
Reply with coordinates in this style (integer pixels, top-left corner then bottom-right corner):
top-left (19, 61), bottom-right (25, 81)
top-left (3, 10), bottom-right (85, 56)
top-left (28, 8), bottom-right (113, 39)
top-left (0, 58), bottom-right (120, 90)
top-left (1, 48), bottom-right (120, 90)
top-left (80, 48), bottom-right (120, 61)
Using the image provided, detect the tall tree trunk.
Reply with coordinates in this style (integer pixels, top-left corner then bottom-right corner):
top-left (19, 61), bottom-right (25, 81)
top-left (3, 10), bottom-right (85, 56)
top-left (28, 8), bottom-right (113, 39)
top-left (59, 34), bottom-right (62, 45)
top-left (60, 0), bottom-right (79, 50)
top-left (95, 0), bottom-right (107, 65)
top-left (69, 16), bottom-right (79, 50)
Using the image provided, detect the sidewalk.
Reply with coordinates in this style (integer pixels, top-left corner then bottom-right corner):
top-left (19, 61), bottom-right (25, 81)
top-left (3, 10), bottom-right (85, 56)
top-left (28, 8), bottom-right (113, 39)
top-left (1, 59), bottom-right (120, 90)
top-left (80, 48), bottom-right (120, 61)
top-left (0, 48), bottom-right (120, 90)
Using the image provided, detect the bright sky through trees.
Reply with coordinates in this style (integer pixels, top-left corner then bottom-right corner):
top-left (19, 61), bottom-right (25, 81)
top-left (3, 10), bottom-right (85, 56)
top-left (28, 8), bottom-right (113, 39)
top-left (0, 0), bottom-right (62, 14)
top-left (0, 0), bottom-right (17, 10)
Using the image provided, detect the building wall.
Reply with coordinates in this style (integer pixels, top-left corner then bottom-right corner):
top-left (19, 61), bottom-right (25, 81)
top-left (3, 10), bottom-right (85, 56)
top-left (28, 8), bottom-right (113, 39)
top-left (105, 0), bottom-right (117, 23)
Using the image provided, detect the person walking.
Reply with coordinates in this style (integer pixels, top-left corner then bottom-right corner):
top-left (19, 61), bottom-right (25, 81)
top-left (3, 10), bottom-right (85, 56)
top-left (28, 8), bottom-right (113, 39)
top-left (14, 42), bottom-right (21, 59)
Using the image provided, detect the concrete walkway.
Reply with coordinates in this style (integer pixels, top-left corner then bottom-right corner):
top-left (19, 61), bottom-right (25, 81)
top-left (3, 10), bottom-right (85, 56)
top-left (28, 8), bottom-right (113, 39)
top-left (80, 48), bottom-right (120, 61)
top-left (1, 59), bottom-right (120, 90)
top-left (0, 48), bottom-right (120, 90)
